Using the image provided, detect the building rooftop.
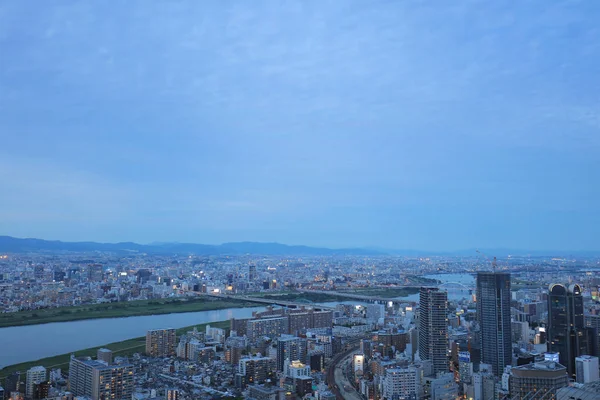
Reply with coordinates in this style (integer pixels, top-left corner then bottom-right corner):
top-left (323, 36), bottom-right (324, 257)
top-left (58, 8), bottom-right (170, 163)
top-left (513, 361), bottom-right (566, 371)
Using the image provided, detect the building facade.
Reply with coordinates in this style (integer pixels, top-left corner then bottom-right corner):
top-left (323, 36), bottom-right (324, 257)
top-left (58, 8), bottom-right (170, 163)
top-left (548, 284), bottom-right (592, 379)
top-left (476, 272), bottom-right (512, 376)
top-left (509, 361), bottom-right (569, 399)
top-left (25, 367), bottom-right (46, 400)
top-left (419, 287), bottom-right (448, 375)
top-left (145, 329), bottom-right (177, 357)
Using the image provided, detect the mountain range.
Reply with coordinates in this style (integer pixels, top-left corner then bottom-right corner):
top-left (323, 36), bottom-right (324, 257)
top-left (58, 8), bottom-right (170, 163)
top-left (0, 236), bottom-right (597, 257)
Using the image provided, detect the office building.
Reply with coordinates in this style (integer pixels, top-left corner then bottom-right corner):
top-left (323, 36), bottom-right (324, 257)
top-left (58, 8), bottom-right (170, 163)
top-left (353, 354), bottom-right (365, 374)
top-left (509, 361), bottom-right (569, 399)
top-left (430, 372), bottom-right (459, 400)
top-left (575, 355), bottom-right (599, 384)
top-left (146, 328), bottom-right (177, 357)
top-left (477, 272), bottom-right (512, 375)
top-left (419, 287), bottom-right (448, 375)
top-left (25, 367), bottom-right (46, 400)
top-left (556, 383), bottom-right (600, 400)
top-left (69, 356), bottom-right (134, 400)
top-left (96, 348), bottom-right (112, 364)
top-left (548, 284), bottom-right (592, 379)
top-left (366, 303), bottom-right (385, 322)
top-left (458, 352), bottom-right (473, 384)
top-left (584, 314), bottom-right (600, 356)
top-left (382, 367), bottom-right (420, 400)
top-left (472, 363), bottom-right (495, 400)
top-left (248, 265), bottom-right (257, 282)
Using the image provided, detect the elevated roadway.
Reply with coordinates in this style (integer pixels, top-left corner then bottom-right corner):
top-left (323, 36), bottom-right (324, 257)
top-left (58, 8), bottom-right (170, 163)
top-left (186, 290), bottom-right (335, 310)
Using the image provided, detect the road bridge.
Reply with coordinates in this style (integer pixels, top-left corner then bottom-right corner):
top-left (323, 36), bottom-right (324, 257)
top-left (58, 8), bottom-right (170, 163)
top-left (297, 289), bottom-right (417, 305)
top-left (186, 290), bottom-right (335, 310)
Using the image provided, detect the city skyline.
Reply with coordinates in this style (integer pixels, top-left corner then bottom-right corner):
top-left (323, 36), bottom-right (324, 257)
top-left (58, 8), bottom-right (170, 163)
top-left (1, 1), bottom-right (599, 250)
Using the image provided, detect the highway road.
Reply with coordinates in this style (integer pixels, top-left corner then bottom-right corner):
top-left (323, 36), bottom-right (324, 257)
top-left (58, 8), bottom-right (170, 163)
top-left (325, 338), bottom-right (364, 400)
top-left (334, 353), bottom-right (362, 400)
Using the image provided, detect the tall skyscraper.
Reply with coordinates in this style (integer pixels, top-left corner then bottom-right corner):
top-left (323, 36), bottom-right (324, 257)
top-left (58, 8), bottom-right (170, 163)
top-left (248, 265), bottom-right (257, 282)
top-left (146, 328), bottom-right (177, 357)
top-left (476, 272), bottom-right (512, 375)
top-left (548, 283), bottom-right (592, 379)
top-left (25, 367), bottom-right (46, 400)
top-left (419, 287), bottom-right (448, 375)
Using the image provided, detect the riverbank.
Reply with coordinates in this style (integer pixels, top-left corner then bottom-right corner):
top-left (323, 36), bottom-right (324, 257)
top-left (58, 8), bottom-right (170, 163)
top-left (0, 320), bottom-right (229, 380)
top-left (338, 287), bottom-right (420, 297)
top-left (0, 297), bottom-right (255, 328)
top-left (259, 291), bottom-right (356, 303)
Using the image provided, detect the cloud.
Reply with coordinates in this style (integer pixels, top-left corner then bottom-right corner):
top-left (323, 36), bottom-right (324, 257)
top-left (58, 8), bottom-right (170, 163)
top-left (0, 0), bottom-right (599, 248)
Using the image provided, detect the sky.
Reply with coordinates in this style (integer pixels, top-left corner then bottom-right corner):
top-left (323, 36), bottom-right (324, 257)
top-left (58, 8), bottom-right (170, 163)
top-left (1, 1), bottom-right (599, 251)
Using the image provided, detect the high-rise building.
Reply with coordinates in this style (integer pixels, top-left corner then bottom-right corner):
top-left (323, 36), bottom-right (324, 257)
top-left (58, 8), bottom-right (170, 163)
top-left (276, 335), bottom-right (306, 371)
top-left (419, 287), bottom-right (448, 375)
top-left (248, 265), bottom-right (257, 282)
top-left (575, 355), bottom-right (599, 384)
top-left (165, 389), bottom-right (179, 400)
top-left (472, 363), bottom-right (496, 400)
top-left (25, 367), bottom-right (46, 400)
top-left (584, 314), bottom-right (600, 356)
top-left (97, 348), bottom-right (112, 364)
top-left (69, 356), bottom-right (133, 400)
top-left (382, 367), bottom-right (420, 400)
top-left (4, 373), bottom-right (21, 397)
top-left (366, 304), bottom-right (385, 322)
top-left (235, 356), bottom-right (276, 388)
top-left (476, 272), bottom-right (512, 376)
top-left (509, 361), bottom-right (568, 399)
top-left (429, 372), bottom-right (459, 400)
top-left (32, 381), bottom-right (49, 400)
top-left (247, 317), bottom-right (288, 342)
top-left (548, 284), bottom-right (592, 379)
top-left (146, 328), bottom-right (177, 357)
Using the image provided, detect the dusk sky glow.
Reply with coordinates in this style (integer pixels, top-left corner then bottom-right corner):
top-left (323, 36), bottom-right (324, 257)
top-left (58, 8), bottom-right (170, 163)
top-left (1, 1), bottom-right (599, 250)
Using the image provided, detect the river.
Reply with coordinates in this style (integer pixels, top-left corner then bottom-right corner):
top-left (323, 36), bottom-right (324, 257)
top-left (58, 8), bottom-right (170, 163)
top-left (0, 301), bottom-right (352, 369)
top-left (400, 273), bottom-right (476, 302)
top-left (0, 274), bottom-right (476, 369)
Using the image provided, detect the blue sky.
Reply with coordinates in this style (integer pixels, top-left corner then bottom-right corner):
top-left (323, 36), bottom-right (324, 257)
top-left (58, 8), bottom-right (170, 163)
top-left (1, 1), bottom-right (599, 250)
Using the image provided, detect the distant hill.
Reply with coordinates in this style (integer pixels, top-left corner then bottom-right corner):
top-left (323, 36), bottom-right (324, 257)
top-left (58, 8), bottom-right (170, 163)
top-left (0, 236), bottom-right (596, 257)
top-left (0, 236), bottom-right (383, 256)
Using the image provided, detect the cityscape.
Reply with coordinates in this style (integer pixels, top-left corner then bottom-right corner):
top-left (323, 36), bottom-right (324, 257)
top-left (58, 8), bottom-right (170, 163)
top-left (0, 239), bottom-right (599, 399)
top-left (1, 1), bottom-right (599, 400)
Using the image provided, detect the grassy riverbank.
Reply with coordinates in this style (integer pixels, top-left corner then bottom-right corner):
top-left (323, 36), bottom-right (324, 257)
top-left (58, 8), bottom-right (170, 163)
top-left (0, 297), bottom-right (255, 328)
top-left (0, 320), bottom-right (229, 380)
top-left (341, 287), bottom-right (420, 297)
top-left (260, 291), bottom-right (353, 303)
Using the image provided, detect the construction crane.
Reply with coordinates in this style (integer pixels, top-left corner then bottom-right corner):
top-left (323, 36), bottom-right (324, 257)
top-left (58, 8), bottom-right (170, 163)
top-left (476, 249), bottom-right (497, 272)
